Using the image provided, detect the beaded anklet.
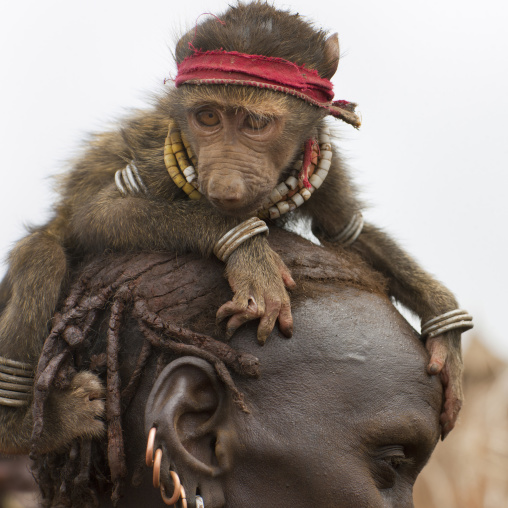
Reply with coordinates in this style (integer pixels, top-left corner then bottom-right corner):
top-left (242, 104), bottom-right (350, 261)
top-left (421, 309), bottom-right (473, 339)
top-left (214, 218), bottom-right (269, 262)
top-left (0, 356), bottom-right (34, 407)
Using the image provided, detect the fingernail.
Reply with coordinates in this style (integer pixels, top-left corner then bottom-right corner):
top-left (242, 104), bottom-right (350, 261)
top-left (280, 328), bottom-right (292, 338)
top-left (429, 364), bottom-right (440, 375)
top-left (257, 335), bottom-right (267, 345)
top-left (226, 328), bottom-right (235, 340)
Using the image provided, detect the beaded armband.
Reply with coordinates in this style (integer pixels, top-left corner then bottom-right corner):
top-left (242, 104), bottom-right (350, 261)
top-left (327, 212), bottom-right (364, 246)
top-left (421, 309), bottom-right (474, 339)
top-left (0, 356), bottom-right (34, 407)
top-left (214, 218), bottom-right (269, 263)
top-left (115, 161), bottom-right (148, 196)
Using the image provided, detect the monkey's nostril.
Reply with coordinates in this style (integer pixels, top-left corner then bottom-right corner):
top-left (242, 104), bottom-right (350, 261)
top-left (207, 177), bottom-right (246, 204)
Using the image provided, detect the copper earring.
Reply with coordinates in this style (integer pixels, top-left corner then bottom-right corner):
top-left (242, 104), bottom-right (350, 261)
top-left (146, 426), bottom-right (187, 506)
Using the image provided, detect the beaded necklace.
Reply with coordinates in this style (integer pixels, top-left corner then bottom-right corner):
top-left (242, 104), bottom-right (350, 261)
top-left (163, 120), bottom-right (332, 219)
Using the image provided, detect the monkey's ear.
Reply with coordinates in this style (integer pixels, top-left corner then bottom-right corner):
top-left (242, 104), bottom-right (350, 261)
top-left (175, 29), bottom-right (194, 62)
top-left (322, 33), bottom-right (340, 80)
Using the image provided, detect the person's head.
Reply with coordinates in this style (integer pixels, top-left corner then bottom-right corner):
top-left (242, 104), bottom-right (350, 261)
top-left (32, 230), bottom-right (441, 508)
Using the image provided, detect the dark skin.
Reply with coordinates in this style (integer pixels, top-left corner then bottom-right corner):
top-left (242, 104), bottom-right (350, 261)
top-left (0, 2), bottom-right (462, 453)
top-left (98, 287), bottom-right (442, 508)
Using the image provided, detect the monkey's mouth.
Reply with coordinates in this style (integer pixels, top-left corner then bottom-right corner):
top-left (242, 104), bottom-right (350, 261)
top-left (200, 174), bottom-right (271, 217)
top-left (207, 195), bottom-right (263, 217)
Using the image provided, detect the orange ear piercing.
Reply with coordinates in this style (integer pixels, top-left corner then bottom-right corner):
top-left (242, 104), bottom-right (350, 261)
top-left (145, 426), bottom-right (188, 506)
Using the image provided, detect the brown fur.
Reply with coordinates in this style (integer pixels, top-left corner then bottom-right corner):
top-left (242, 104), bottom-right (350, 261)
top-left (0, 2), bottom-right (462, 453)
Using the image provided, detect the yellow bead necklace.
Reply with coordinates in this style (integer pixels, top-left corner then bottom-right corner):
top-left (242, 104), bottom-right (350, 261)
top-left (163, 121), bottom-right (333, 217)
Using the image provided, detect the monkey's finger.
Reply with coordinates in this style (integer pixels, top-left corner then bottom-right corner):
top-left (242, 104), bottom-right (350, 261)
top-left (216, 299), bottom-right (251, 323)
top-left (272, 253), bottom-right (297, 289)
top-left (281, 271), bottom-right (297, 290)
top-left (425, 335), bottom-right (448, 375)
top-left (225, 311), bottom-right (259, 340)
top-left (439, 355), bottom-right (463, 440)
top-left (277, 301), bottom-right (293, 338)
top-left (440, 374), bottom-right (462, 440)
top-left (256, 303), bottom-right (280, 345)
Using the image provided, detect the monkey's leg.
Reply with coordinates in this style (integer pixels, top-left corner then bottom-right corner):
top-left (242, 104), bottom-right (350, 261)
top-left (0, 371), bottom-right (105, 454)
top-left (72, 189), bottom-right (294, 343)
top-left (0, 229), bottom-right (106, 453)
top-left (308, 171), bottom-right (464, 438)
top-left (0, 229), bottom-right (68, 452)
top-left (0, 229), bottom-right (68, 364)
top-left (0, 273), bottom-right (12, 315)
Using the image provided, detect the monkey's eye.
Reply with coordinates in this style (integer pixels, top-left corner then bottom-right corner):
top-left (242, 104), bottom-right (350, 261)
top-left (244, 114), bottom-right (271, 131)
top-left (196, 110), bottom-right (220, 127)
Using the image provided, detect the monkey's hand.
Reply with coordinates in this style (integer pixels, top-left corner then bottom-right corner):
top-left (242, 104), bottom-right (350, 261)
top-left (217, 241), bottom-right (296, 344)
top-left (425, 330), bottom-right (464, 440)
top-left (37, 371), bottom-right (106, 453)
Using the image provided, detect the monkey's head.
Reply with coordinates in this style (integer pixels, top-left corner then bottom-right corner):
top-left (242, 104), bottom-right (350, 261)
top-left (165, 2), bottom-right (354, 216)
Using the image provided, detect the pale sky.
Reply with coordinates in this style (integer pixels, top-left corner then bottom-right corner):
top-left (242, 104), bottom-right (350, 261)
top-left (0, 0), bottom-right (507, 357)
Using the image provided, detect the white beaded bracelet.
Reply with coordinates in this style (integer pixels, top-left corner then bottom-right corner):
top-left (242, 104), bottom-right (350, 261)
top-left (115, 162), bottom-right (148, 196)
top-left (421, 309), bottom-right (473, 339)
top-left (328, 212), bottom-right (364, 246)
top-left (0, 356), bottom-right (34, 407)
top-left (214, 218), bottom-right (269, 263)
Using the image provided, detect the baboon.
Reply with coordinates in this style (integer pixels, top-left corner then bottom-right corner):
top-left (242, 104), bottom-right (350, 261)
top-left (0, 2), bottom-right (471, 454)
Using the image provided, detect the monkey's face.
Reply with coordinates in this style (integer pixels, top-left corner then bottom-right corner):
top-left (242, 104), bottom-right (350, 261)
top-left (186, 104), bottom-right (296, 216)
top-left (170, 86), bottom-right (326, 216)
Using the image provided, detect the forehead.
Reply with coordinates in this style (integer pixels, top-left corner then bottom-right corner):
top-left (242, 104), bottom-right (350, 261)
top-left (178, 84), bottom-right (292, 116)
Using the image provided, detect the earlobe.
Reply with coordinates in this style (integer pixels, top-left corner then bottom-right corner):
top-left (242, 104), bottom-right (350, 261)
top-left (322, 33), bottom-right (340, 79)
top-left (144, 356), bottom-right (234, 506)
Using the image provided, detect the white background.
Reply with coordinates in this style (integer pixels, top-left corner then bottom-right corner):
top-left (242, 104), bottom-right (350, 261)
top-left (0, 1), bottom-right (506, 357)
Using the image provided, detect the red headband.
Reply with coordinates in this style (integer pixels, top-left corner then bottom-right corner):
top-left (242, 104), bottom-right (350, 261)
top-left (175, 51), bottom-right (361, 128)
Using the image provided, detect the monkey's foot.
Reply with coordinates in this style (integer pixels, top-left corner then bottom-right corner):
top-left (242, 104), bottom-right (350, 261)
top-left (40, 371), bottom-right (106, 452)
top-left (218, 251), bottom-right (296, 345)
top-left (426, 334), bottom-right (463, 440)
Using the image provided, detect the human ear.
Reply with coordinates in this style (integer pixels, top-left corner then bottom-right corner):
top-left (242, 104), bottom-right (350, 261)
top-left (144, 356), bottom-right (234, 507)
top-left (322, 33), bottom-right (340, 79)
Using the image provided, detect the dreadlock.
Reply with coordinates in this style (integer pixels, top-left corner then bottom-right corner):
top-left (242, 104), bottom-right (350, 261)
top-left (30, 252), bottom-right (260, 507)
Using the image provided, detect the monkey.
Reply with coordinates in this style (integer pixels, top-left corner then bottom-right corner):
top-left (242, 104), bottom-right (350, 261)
top-left (0, 2), bottom-right (472, 454)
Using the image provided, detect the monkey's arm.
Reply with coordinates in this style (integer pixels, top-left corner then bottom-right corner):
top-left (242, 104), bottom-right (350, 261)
top-left (307, 163), bottom-right (464, 438)
top-left (0, 228), bottom-right (108, 453)
top-left (344, 223), bottom-right (463, 439)
top-left (349, 223), bottom-right (460, 322)
top-left (0, 228), bottom-right (68, 453)
top-left (71, 186), bottom-right (294, 343)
